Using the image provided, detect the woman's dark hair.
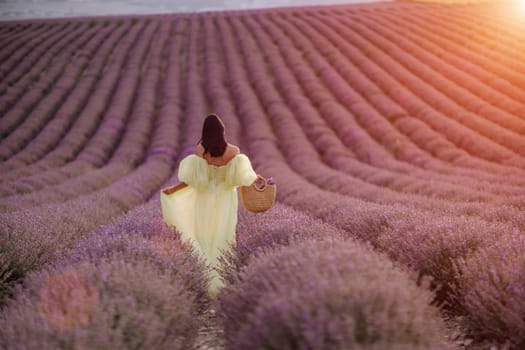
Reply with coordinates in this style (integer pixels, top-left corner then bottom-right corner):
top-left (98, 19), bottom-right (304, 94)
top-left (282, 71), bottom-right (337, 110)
top-left (200, 114), bottom-right (227, 157)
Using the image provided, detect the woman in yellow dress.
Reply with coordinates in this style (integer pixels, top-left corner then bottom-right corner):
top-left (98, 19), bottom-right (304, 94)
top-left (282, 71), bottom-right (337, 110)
top-left (160, 114), bottom-right (257, 296)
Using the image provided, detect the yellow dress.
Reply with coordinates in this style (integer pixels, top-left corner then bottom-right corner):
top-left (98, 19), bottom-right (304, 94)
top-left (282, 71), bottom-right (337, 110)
top-left (160, 153), bottom-right (257, 295)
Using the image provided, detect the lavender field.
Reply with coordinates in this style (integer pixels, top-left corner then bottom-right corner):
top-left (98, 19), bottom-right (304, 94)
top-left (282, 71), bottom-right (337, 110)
top-left (1, 0), bottom-right (525, 349)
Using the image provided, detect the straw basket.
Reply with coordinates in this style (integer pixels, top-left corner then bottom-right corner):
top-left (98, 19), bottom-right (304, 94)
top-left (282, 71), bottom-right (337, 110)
top-left (240, 175), bottom-right (276, 213)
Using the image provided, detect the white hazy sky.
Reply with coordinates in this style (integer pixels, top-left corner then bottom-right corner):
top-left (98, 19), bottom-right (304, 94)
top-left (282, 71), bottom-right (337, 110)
top-left (0, 0), bottom-right (387, 20)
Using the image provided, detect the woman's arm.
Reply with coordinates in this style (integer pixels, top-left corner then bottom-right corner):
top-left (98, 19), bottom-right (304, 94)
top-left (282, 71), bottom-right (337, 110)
top-left (162, 182), bottom-right (188, 195)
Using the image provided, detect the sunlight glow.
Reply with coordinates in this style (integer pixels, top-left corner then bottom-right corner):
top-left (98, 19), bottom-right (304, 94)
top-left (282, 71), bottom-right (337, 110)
top-left (498, 0), bottom-right (525, 21)
top-left (520, 0), bottom-right (525, 12)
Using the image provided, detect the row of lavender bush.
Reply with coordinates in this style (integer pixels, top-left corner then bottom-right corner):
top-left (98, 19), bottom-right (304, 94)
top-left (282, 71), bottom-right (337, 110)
top-left (0, 199), bottom-right (209, 349)
top-left (0, 22), bottom-right (109, 157)
top-left (209, 10), bottom-right (525, 347)
top-left (259, 11), bottom-right (525, 195)
top-left (0, 19), bottom-right (188, 212)
top-left (4, 9), bottom-right (524, 201)
top-left (0, 16), bottom-right (214, 349)
top-left (0, 20), bottom-right (142, 186)
top-left (1, 2), bottom-right (525, 347)
top-left (0, 19), bottom-right (153, 191)
top-left (0, 22), bottom-right (91, 136)
top-left (302, 10), bottom-right (525, 173)
top-left (238, 13), bottom-right (525, 208)
top-left (218, 204), bottom-right (456, 349)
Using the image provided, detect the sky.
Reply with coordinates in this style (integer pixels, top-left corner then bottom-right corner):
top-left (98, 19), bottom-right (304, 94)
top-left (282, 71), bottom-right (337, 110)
top-left (0, 0), bottom-right (386, 21)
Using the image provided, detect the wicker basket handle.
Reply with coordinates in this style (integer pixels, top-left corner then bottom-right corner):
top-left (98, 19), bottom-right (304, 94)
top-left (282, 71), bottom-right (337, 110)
top-left (253, 175), bottom-right (267, 192)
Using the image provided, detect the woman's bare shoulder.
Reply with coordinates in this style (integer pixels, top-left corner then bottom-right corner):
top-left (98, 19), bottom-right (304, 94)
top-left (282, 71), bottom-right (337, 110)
top-left (228, 144), bottom-right (240, 155)
top-left (195, 143), bottom-right (205, 157)
top-left (222, 144), bottom-right (240, 163)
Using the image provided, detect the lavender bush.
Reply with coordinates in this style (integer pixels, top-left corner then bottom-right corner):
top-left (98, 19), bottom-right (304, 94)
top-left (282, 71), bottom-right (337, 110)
top-left (0, 157), bottom-right (173, 303)
top-left (0, 259), bottom-right (200, 350)
top-left (60, 200), bottom-right (210, 311)
top-left (218, 203), bottom-right (347, 284)
top-left (219, 237), bottom-right (456, 350)
top-left (376, 210), bottom-right (509, 306)
top-left (0, 191), bottom-right (120, 303)
top-left (454, 231), bottom-right (525, 347)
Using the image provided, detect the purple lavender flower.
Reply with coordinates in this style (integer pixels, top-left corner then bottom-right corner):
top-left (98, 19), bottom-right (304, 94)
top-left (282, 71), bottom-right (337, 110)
top-left (0, 260), bottom-right (201, 350)
top-left (218, 237), bottom-right (454, 350)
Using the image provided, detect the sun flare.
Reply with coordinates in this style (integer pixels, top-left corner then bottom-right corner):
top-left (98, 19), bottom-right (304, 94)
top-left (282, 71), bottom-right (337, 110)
top-left (513, 0), bottom-right (525, 17)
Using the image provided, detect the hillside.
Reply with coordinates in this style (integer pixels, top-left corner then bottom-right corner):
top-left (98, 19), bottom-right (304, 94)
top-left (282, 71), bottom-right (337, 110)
top-left (1, 1), bottom-right (525, 348)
